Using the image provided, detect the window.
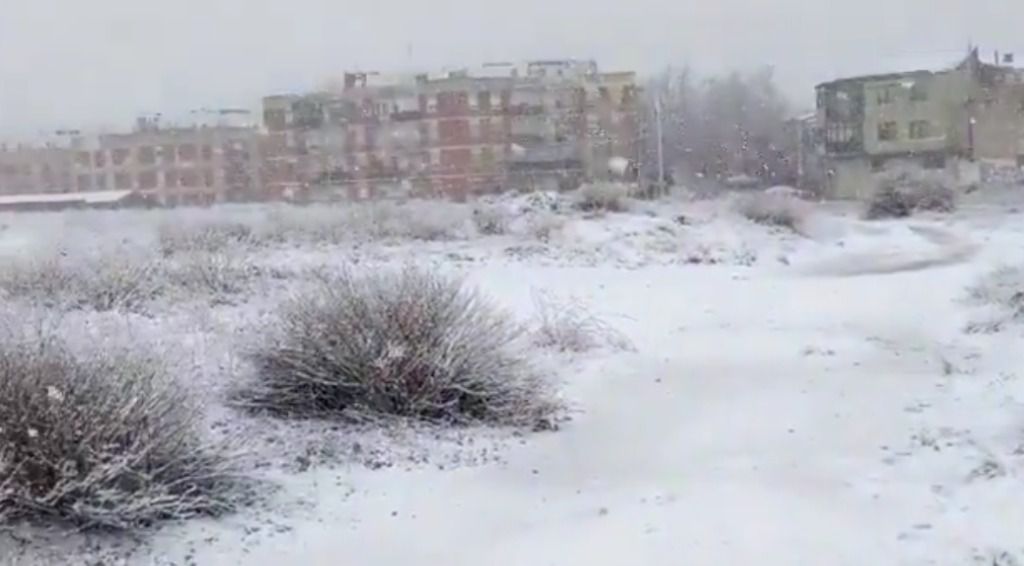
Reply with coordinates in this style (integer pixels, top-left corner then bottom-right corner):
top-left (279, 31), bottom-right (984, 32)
top-left (878, 121), bottom-right (899, 141)
top-left (910, 83), bottom-right (928, 101)
top-left (479, 146), bottom-right (496, 170)
top-left (263, 109), bottom-right (288, 131)
top-left (477, 91), bottom-right (491, 112)
top-left (114, 172), bottom-right (132, 189)
top-left (93, 151), bottom-right (106, 168)
top-left (201, 145), bottom-right (213, 160)
top-left (870, 157), bottom-right (887, 172)
top-left (203, 169), bottom-right (215, 187)
top-left (180, 170), bottom-right (198, 187)
top-left (621, 86), bottom-right (636, 105)
top-left (137, 171), bottom-right (158, 189)
top-left (164, 169), bottom-right (178, 188)
top-left (76, 152), bottom-right (91, 167)
top-left (178, 144), bottom-right (198, 161)
top-left (111, 148), bottom-right (130, 166)
top-left (137, 146), bottom-right (156, 165)
top-left (909, 120), bottom-right (932, 139)
top-left (93, 174), bottom-right (108, 189)
top-left (876, 87), bottom-right (893, 105)
top-left (76, 174), bottom-right (92, 191)
top-left (162, 145), bottom-right (177, 163)
top-left (825, 122), bottom-right (855, 144)
top-left (598, 86), bottom-right (610, 101)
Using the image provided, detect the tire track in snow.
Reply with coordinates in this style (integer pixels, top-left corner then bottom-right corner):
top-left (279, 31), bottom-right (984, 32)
top-left (801, 223), bottom-right (979, 277)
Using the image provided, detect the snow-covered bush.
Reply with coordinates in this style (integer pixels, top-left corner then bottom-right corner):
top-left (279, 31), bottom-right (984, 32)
top-left (159, 220), bottom-right (257, 256)
top-left (261, 205), bottom-right (349, 245)
top-left (964, 265), bottom-right (1024, 332)
top-left (866, 185), bottom-right (914, 219)
top-left (390, 200), bottom-right (472, 241)
top-left (531, 292), bottom-right (633, 352)
top-left (865, 167), bottom-right (956, 219)
top-left (166, 252), bottom-right (257, 304)
top-left (236, 267), bottom-right (558, 427)
top-left (525, 212), bottom-right (566, 242)
top-left (734, 192), bottom-right (810, 231)
top-left (472, 204), bottom-right (512, 235)
top-left (573, 183), bottom-right (631, 212)
top-left (270, 201), bottom-right (471, 243)
top-left (0, 255), bottom-right (162, 312)
top-left (0, 334), bottom-right (242, 529)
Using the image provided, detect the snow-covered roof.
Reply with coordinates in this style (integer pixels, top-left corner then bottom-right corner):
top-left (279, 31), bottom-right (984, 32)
top-left (0, 190), bottom-right (135, 206)
top-left (818, 50), bottom-right (967, 87)
top-left (471, 63), bottom-right (528, 79)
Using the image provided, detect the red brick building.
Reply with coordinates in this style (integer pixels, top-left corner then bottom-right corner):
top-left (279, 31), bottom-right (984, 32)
top-left (263, 60), bottom-right (641, 201)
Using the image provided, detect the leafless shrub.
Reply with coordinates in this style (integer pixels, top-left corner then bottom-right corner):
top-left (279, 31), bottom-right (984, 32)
top-left (389, 201), bottom-right (471, 241)
top-left (472, 204), bottom-right (512, 235)
top-left (235, 267), bottom-right (559, 427)
top-left (573, 183), bottom-right (632, 212)
top-left (865, 167), bottom-right (956, 220)
top-left (262, 201), bottom-right (471, 244)
top-left (0, 256), bottom-right (163, 312)
top-left (159, 220), bottom-right (257, 256)
top-left (524, 212), bottom-right (566, 242)
top-left (0, 259), bottom-right (74, 308)
top-left (165, 252), bottom-right (258, 304)
top-left (531, 292), bottom-right (633, 353)
top-left (261, 205), bottom-right (348, 245)
top-left (0, 331), bottom-right (243, 530)
top-left (734, 192), bottom-right (810, 231)
top-left (964, 265), bottom-right (1024, 333)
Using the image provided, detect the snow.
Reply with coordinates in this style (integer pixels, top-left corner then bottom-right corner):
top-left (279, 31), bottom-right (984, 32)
top-left (0, 189), bottom-right (134, 206)
top-left (3, 193), bottom-right (1024, 565)
top-left (819, 50), bottom-right (968, 86)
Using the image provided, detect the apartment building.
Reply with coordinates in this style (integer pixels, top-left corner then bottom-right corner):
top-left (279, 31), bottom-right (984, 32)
top-left (72, 116), bottom-right (263, 206)
top-left (0, 144), bottom-right (75, 195)
top-left (816, 48), bottom-right (1024, 198)
top-left (263, 60), bottom-right (641, 201)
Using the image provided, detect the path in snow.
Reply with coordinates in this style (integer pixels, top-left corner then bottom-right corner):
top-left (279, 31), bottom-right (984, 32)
top-left (800, 219), bottom-right (979, 277)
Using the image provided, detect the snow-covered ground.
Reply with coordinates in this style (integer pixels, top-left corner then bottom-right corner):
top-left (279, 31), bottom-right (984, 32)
top-left (3, 192), bottom-right (1024, 565)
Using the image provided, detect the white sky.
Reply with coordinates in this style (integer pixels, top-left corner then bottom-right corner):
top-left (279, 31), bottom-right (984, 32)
top-left (1, 0), bottom-right (1021, 138)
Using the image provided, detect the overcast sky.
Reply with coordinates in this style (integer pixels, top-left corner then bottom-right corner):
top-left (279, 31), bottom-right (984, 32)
top-left (1, 0), bottom-right (1021, 139)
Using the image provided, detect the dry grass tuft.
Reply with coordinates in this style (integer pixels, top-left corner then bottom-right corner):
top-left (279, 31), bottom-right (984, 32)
top-left (531, 292), bottom-right (634, 353)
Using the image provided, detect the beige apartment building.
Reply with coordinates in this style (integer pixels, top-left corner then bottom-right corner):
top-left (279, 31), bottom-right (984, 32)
top-left (816, 48), bottom-right (1024, 199)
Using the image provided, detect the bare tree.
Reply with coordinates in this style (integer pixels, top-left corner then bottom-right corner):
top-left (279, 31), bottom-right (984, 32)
top-left (643, 66), bottom-right (795, 188)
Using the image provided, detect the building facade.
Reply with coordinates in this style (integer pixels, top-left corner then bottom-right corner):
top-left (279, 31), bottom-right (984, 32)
top-left (263, 60), bottom-right (641, 201)
top-left (815, 49), bottom-right (1024, 199)
top-left (0, 144), bottom-right (75, 195)
top-left (72, 117), bottom-right (263, 206)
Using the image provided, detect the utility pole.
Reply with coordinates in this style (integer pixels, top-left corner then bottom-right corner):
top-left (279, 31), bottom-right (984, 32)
top-left (654, 95), bottom-right (666, 197)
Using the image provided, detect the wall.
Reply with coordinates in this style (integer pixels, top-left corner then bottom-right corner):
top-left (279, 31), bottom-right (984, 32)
top-left (860, 70), bottom-right (967, 157)
top-left (0, 146), bottom-right (74, 194)
top-left (261, 63), bottom-right (640, 200)
top-left (825, 156), bottom-right (873, 200)
top-left (972, 81), bottom-right (1024, 161)
top-left (81, 127), bottom-right (263, 205)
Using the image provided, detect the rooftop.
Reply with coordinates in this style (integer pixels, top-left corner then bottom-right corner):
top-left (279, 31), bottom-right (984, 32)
top-left (0, 189), bottom-right (135, 207)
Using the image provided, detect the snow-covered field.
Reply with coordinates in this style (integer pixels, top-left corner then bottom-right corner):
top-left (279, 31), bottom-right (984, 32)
top-left (3, 191), bottom-right (1024, 565)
